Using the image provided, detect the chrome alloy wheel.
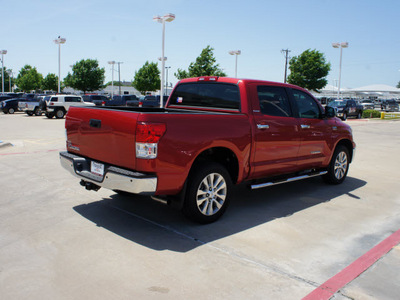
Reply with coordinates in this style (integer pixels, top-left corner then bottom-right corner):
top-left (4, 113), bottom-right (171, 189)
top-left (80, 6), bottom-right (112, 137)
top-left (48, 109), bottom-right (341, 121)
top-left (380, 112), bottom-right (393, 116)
top-left (196, 173), bottom-right (227, 216)
top-left (334, 151), bottom-right (348, 180)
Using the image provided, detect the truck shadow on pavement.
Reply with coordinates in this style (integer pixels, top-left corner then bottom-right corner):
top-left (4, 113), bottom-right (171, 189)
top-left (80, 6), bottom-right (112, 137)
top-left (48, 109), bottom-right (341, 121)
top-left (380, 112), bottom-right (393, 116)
top-left (73, 176), bottom-right (366, 252)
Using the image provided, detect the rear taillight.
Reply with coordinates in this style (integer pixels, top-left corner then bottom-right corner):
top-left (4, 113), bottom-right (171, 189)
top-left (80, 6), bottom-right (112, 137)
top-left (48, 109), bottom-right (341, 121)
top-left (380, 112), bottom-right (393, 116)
top-left (136, 122), bottom-right (166, 159)
top-left (136, 122), bottom-right (166, 143)
top-left (139, 101), bottom-right (143, 107)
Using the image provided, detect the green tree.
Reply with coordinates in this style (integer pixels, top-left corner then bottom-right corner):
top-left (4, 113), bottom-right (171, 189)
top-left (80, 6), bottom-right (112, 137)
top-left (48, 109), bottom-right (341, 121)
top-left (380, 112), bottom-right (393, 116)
top-left (397, 81), bottom-right (400, 88)
top-left (0, 67), bottom-right (15, 92)
top-left (175, 45), bottom-right (227, 80)
top-left (287, 49), bottom-right (331, 92)
top-left (41, 73), bottom-right (59, 91)
top-left (64, 59), bottom-right (105, 93)
top-left (132, 61), bottom-right (160, 95)
top-left (15, 65), bottom-right (43, 92)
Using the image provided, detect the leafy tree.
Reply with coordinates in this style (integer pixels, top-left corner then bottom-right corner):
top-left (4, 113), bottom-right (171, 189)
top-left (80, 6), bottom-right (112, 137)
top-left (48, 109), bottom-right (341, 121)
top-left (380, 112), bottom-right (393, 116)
top-left (397, 81), bottom-right (400, 88)
top-left (15, 65), bottom-right (43, 92)
top-left (287, 49), bottom-right (331, 92)
top-left (64, 59), bottom-right (105, 93)
top-left (0, 67), bottom-right (15, 92)
top-left (175, 45), bottom-right (227, 80)
top-left (132, 61), bottom-right (160, 95)
top-left (41, 73), bottom-right (59, 91)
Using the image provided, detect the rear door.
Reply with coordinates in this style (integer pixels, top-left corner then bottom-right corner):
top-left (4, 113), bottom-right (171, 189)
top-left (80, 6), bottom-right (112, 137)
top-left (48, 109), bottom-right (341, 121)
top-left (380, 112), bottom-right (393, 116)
top-left (249, 84), bottom-right (301, 178)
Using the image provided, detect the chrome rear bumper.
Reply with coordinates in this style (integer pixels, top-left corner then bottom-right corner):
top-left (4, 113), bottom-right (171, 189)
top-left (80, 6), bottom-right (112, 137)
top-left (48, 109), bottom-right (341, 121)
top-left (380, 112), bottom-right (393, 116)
top-left (60, 151), bottom-right (157, 195)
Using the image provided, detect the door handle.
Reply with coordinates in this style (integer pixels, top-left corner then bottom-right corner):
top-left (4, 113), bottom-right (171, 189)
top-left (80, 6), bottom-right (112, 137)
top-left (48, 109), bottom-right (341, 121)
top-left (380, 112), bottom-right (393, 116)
top-left (301, 124), bottom-right (310, 129)
top-left (257, 124), bottom-right (270, 129)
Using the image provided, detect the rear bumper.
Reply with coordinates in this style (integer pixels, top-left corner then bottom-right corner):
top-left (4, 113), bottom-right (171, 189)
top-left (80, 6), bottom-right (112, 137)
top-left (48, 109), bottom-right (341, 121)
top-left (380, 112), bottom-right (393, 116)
top-left (60, 151), bottom-right (157, 195)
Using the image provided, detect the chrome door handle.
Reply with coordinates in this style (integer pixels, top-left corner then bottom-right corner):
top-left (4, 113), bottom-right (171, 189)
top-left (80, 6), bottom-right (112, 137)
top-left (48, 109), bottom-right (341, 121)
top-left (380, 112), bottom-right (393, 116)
top-left (257, 124), bottom-right (270, 129)
top-left (301, 125), bottom-right (310, 129)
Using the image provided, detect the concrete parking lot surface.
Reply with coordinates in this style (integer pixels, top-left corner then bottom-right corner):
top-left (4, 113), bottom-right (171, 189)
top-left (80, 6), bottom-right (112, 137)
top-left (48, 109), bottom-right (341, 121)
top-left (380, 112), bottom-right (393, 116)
top-left (0, 113), bottom-right (399, 299)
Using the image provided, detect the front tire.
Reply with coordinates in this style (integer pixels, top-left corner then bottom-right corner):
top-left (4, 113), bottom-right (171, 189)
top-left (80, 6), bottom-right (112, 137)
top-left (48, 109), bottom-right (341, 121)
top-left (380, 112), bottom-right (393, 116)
top-left (8, 108), bottom-right (15, 114)
top-left (183, 162), bottom-right (232, 224)
top-left (342, 112), bottom-right (347, 121)
top-left (323, 145), bottom-right (350, 185)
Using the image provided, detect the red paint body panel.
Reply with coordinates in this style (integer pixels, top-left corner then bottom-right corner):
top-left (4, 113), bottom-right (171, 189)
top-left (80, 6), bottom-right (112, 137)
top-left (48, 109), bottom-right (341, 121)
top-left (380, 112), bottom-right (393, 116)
top-left (65, 77), bottom-right (355, 196)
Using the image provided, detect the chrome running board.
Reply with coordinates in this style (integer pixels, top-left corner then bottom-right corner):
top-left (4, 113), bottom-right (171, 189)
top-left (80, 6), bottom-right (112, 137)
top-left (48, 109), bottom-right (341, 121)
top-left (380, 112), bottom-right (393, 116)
top-left (250, 171), bottom-right (328, 190)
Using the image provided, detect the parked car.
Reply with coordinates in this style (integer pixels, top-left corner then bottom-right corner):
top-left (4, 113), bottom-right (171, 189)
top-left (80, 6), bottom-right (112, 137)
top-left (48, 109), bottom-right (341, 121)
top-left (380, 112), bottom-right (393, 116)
top-left (327, 99), bottom-right (363, 120)
top-left (82, 95), bottom-right (109, 106)
top-left (60, 76), bottom-right (356, 223)
top-left (107, 95), bottom-right (139, 106)
top-left (1, 98), bottom-right (20, 114)
top-left (0, 95), bottom-right (13, 103)
top-left (45, 95), bottom-right (95, 119)
top-left (381, 99), bottom-right (399, 112)
top-left (135, 95), bottom-right (169, 108)
top-left (360, 99), bottom-right (375, 110)
top-left (18, 95), bottom-right (50, 116)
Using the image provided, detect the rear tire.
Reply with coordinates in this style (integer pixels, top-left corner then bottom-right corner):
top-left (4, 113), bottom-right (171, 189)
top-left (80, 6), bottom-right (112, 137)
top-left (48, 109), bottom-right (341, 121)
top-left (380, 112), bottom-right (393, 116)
top-left (323, 145), bottom-right (350, 185)
top-left (183, 162), bottom-right (232, 224)
top-left (55, 109), bottom-right (65, 119)
top-left (34, 108), bottom-right (42, 116)
top-left (8, 108), bottom-right (15, 114)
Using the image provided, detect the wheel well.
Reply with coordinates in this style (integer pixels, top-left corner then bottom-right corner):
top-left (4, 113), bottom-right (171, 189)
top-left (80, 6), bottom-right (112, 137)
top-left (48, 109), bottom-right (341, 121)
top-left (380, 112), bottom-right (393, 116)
top-left (336, 139), bottom-right (354, 162)
top-left (190, 147), bottom-right (239, 184)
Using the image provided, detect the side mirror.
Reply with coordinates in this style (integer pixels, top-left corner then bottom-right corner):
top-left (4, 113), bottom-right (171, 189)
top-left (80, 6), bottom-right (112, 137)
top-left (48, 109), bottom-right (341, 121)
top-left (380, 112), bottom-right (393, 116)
top-left (324, 106), bottom-right (336, 118)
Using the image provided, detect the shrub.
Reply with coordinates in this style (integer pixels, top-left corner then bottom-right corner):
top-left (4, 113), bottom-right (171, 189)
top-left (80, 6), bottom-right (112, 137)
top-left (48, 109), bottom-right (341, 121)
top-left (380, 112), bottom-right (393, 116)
top-left (362, 109), bottom-right (381, 118)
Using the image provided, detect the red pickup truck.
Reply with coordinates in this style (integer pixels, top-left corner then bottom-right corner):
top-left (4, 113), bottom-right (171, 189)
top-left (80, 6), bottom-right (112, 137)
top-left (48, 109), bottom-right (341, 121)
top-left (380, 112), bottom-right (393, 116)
top-left (60, 77), bottom-right (356, 223)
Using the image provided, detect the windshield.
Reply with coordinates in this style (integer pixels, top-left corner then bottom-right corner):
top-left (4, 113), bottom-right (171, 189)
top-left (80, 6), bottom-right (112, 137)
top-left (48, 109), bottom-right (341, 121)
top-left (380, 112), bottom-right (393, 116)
top-left (328, 100), bottom-right (347, 107)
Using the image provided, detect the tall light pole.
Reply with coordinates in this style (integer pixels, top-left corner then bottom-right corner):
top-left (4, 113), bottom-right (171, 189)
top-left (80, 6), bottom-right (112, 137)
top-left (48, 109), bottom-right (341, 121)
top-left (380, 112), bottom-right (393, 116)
top-left (281, 49), bottom-right (291, 83)
top-left (229, 50), bottom-right (241, 78)
top-left (165, 66), bottom-right (171, 95)
top-left (108, 61), bottom-right (116, 98)
top-left (1, 50), bottom-right (7, 93)
top-left (54, 37), bottom-right (66, 94)
top-left (153, 13), bottom-right (175, 108)
top-left (332, 42), bottom-right (349, 99)
top-left (117, 62), bottom-right (123, 95)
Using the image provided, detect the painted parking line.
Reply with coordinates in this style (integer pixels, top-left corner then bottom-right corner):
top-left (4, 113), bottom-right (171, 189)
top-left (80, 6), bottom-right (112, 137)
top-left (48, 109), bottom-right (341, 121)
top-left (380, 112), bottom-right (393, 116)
top-left (303, 228), bottom-right (400, 299)
top-left (0, 148), bottom-right (64, 156)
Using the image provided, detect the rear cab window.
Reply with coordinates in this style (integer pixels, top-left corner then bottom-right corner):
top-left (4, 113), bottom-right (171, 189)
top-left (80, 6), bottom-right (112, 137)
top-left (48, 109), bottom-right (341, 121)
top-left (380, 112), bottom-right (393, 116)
top-left (169, 82), bottom-right (241, 111)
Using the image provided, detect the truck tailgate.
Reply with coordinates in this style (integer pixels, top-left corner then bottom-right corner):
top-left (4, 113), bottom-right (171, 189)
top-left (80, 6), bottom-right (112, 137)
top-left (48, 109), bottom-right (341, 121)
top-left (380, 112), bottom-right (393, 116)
top-left (65, 106), bottom-right (139, 170)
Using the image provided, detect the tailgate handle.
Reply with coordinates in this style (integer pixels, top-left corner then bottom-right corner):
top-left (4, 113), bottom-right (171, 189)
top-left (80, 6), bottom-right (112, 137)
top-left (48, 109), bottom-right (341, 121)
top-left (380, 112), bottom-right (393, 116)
top-left (90, 119), bottom-right (102, 128)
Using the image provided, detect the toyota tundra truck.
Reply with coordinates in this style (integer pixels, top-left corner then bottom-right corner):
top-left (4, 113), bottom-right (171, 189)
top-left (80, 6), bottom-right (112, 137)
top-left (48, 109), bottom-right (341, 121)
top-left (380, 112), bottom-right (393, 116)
top-left (60, 77), bottom-right (356, 223)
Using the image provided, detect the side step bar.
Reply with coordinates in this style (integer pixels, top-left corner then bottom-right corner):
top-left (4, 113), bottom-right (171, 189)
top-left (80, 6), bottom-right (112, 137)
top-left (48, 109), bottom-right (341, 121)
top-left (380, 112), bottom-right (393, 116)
top-left (250, 171), bottom-right (328, 190)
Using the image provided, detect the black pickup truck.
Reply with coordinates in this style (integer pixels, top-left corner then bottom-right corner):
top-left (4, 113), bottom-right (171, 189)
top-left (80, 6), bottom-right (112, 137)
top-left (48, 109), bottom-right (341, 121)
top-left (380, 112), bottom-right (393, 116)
top-left (327, 99), bottom-right (363, 120)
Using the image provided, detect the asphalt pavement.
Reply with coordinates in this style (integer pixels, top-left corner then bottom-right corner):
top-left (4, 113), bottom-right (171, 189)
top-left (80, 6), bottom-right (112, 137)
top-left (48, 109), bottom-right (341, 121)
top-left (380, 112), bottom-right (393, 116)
top-left (0, 113), bottom-right (399, 299)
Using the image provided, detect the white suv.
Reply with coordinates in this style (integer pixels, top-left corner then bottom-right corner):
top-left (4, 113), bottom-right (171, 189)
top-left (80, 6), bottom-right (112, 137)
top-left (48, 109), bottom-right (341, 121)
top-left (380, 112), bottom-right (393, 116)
top-left (45, 95), bottom-right (95, 119)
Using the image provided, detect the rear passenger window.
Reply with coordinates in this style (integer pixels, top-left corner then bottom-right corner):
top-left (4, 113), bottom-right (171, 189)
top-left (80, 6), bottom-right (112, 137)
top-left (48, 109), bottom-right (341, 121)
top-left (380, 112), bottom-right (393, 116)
top-left (65, 97), bottom-right (82, 103)
top-left (292, 89), bottom-right (321, 119)
top-left (257, 86), bottom-right (292, 117)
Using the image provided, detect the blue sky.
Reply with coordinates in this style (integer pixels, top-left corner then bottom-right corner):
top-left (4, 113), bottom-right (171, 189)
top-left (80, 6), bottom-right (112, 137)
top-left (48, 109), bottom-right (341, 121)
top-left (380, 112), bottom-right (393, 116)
top-left (2, 0), bottom-right (399, 89)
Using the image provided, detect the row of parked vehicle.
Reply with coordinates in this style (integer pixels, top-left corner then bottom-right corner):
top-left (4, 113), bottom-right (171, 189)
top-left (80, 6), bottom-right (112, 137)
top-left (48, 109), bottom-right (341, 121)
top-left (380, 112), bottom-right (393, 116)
top-left (323, 98), bottom-right (399, 121)
top-left (0, 93), bottom-right (169, 118)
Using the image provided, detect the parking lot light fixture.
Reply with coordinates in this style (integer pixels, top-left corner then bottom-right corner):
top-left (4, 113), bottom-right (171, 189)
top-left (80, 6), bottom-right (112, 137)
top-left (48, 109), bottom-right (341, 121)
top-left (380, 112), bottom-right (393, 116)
top-left (108, 61), bottom-right (116, 98)
top-left (153, 13), bottom-right (175, 108)
top-left (1, 50), bottom-right (7, 93)
top-left (229, 50), bottom-right (241, 78)
top-left (54, 37), bottom-right (66, 94)
top-left (332, 42), bottom-right (349, 99)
